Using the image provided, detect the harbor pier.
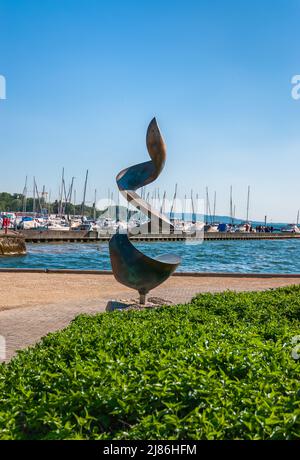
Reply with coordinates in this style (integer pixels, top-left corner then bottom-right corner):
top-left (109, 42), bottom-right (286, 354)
top-left (18, 229), bottom-right (300, 243)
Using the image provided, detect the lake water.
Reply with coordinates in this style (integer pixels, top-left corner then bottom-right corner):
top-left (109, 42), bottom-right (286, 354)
top-left (0, 239), bottom-right (300, 273)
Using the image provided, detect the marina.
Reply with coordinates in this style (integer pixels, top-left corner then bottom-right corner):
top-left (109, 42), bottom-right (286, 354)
top-left (1, 170), bottom-right (300, 249)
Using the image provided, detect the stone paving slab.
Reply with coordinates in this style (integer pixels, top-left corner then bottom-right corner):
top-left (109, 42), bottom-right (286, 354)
top-left (1, 272), bottom-right (300, 362)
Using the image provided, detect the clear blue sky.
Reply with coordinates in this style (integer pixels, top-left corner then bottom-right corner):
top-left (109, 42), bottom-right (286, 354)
top-left (0, 0), bottom-right (300, 222)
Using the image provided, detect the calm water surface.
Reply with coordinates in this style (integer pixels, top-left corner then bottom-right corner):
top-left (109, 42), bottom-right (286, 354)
top-left (0, 240), bottom-right (300, 273)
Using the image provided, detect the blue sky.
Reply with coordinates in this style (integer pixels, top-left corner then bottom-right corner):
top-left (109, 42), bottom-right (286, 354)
top-left (0, 0), bottom-right (300, 222)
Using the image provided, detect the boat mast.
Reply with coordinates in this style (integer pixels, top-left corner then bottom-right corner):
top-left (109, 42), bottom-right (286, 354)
top-left (205, 186), bottom-right (209, 224)
top-left (213, 191), bottom-right (216, 224)
top-left (191, 189), bottom-right (197, 224)
top-left (160, 190), bottom-right (166, 215)
top-left (246, 185), bottom-right (250, 222)
top-left (62, 176), bottom-right (67, 214)
top-left (48, 190), bottom-right (51, 215)
top-left (230, 185), bottom-right (233, 225)
top-left (59, 168), bottom-right (64, 217)
top-left (170, 183), bottom-right (178, 221)
top-left (22, 176), bottom-right (28, 213)
top-left (67, 177), bottom-right (75, 218)
top-left (182, 194), bottom-right (186, 222)
top-left (297, 210), bottom-right (299, 226)
top-left (67, 178), bottom-right (74, 203)
top-left (81, 169), bottom-right (89, 218)
top-left (93, 189), bottom-right (97, 221)
top-left (33, 177), bottom-right (36, 216)
top-left (41, 185), bottom-right (46, 214)
top-left (73, 189), bottom-right (76, 217)
top-left (206, 187), bottom-right (212, 224)
top-left (34, 179), bottom-right (42, 214)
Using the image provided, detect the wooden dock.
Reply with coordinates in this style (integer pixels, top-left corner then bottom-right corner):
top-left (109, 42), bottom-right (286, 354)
top-left (18, 229), bottom-right (300, 243)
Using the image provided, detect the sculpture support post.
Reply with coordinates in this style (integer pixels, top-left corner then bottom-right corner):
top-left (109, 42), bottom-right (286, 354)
top-left (139, 292), bottom-right (146, 305)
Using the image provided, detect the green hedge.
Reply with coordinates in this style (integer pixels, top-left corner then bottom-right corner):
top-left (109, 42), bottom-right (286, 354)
top-left (1, 286), bottom-right (300, 440)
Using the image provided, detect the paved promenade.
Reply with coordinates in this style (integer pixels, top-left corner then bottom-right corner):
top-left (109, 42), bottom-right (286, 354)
top-left (1, 272), bottom-right (300, 361)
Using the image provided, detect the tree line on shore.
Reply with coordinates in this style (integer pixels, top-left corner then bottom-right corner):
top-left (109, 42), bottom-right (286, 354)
top-left (0, 192), bottom-right (100, 218)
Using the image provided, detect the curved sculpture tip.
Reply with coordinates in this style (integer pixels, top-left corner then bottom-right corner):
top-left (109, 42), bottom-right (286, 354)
top-left (146, 117), bottom-right (166, 172)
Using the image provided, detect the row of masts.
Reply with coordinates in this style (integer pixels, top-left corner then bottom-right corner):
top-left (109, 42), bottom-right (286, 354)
top-left (22, 169), bottom-right (92, 217)
top-left (228, 184), bottom-right (251, 225)
top-left (21, 171), bottom-right (249, 223)
top-left (20, 171), bottom-right (300, 225)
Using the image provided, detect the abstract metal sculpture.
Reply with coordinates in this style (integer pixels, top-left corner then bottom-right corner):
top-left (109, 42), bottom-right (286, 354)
top-left (109, 118), bottom-right (181, 304)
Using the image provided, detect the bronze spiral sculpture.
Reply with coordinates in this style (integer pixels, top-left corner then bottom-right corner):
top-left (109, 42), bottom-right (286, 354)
top-left (109, 118), bottom-right (181, 304)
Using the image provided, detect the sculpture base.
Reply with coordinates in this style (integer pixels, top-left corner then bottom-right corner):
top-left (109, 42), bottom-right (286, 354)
top-left (106, 296), bottom-right (174, 312)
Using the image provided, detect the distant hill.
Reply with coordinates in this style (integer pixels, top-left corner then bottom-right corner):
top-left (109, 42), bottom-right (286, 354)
top-left (100, 208), bottom-right (289, 228)
top-left (205, 215), bottom-right (288, 228)
top-left (171, 213), bottom-right (289, 228)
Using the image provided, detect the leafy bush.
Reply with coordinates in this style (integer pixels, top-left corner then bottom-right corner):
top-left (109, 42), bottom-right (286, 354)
top-left (0, 286), bottom-right (300, 440)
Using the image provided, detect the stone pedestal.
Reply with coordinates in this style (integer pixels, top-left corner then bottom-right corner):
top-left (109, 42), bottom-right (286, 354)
top-left (106, 296), bottom-right (174, 312)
